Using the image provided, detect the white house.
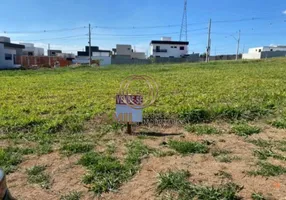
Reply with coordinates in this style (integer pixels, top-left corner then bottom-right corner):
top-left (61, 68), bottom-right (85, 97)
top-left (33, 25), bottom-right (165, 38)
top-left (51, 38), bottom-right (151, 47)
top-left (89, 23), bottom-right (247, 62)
top-left (20, 43), bottom-right (44, 56)
top-left (150, 37), bottom-right (189, 58)
top-left (243, 45), bottom-right (286, 59)
top-left (0, 37), bottom-right (25, 69)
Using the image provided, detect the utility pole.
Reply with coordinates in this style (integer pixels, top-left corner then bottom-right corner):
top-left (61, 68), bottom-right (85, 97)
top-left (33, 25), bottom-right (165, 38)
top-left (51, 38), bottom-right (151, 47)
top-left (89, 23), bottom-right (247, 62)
top-left (89, 23), bottom-right (91, 66)
top-left (48, 43), bottom-right (51, 66)
top-left (206, 19), bottom-right (212, 62)
top-left (236, 30), bottom-right (241, 60)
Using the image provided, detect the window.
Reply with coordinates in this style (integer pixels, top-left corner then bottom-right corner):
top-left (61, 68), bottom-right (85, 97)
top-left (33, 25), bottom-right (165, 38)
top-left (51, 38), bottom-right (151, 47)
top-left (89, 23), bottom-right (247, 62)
top-left (171, 46), bottom-right (173, 48)
top-left (174, 46), bottom-right (177, 48)
top-left (270, 49), bottom-right (273, 51)
top-left (5, 54), bottom-right (12, 60)
top-left (127, 48), bottom-right (131, 50)
top-left (180, 46), bottom-right (185, 50)
top-left (258, 49), bottom-right (261, 52)
top-left (156, 56), bottom-right (160, 58)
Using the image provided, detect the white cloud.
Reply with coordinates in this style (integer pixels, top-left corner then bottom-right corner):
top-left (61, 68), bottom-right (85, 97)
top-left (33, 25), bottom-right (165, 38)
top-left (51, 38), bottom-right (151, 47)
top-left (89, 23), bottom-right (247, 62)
top-left (283, 10), bottom-right (286, 14)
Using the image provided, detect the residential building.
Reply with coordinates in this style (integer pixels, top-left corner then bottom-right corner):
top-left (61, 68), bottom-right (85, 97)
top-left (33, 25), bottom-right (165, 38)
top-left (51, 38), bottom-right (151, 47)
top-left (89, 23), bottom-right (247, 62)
top-left (56, 53), bottom-right (75, 61)
top-left (243, 45), bottom-right (286, 59)
top-left (20, 43), bottom-right (44, 56)
top-left (150, 37), bottom-right (189, 58)
top-left (112, 44), bottom-right (146, 59)
top-left (48, 50), bottom-right (62, 57)
top-left (74, 46), bottom-right (111, 66)
top-left (0, 37), bottom-right (25, 69)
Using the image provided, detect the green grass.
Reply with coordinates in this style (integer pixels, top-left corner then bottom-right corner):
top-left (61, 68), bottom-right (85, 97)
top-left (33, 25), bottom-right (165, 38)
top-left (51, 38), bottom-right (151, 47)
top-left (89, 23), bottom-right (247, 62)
top-left (27, 165), bottom-right (51, 189)
top-left (185, 124), bottom-right (220, 135)
top-left (60, 142), bottom-right (94, 156)
top-left (1, 59), bottom-right (286, 134)
top-left (157, 170), bottom-right (242, 200)
top-left (247, 139), bottom-right (272, 148)
top-left (168, 140), bottom-right (209, 155)
top-left (253, 149), bottom-right (286, 161)
top-left (248, 162), bottom-right (286, 177)
top-left (232, 124), bottom-right (261, 136)
top-left (0, 147), bottom-right (28, 174)
top-left (78, 140), bottom-right (151, 195)
top-left (60, 191), bottom-right (82, 200)
top-left (271, 119), bottom-right (286, 129)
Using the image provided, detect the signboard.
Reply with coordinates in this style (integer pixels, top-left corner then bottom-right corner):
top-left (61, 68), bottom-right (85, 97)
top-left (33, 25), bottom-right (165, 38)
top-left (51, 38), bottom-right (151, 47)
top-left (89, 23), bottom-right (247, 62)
top-left (116, 95), bottom-right (143, 123)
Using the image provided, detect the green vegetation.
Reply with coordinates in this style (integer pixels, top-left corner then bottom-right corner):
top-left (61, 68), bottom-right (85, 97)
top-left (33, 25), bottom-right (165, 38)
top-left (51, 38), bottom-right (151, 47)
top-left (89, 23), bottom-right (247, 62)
top-left (211, 149), bottom-right (239, 163)
top-left (168, 140), bottom-right (209, 155)
top-left (271, 119), bottom-right (286, 129)
top-left (232, 124), bottom-right (261, 136)
top-left (185, 124), bottom-right (220, 135)
top-left (79, 140), bottom-right (151, 194)
top-left (60, 142), bottom-right (94, 156)
top-left (253, 149), bottom-right (286, 161)
top-left (0, 146), bottom-right (36, 174)
top-left (157, 170), bottom-right (241, 200)
top-left (27, 165), bottom-right (50, 189)
top-left (248, 162), bottom-right (286, 177)
top-left (247, 139), bottom-right (272, 148)
top-left (251, 193), bottom-right (267, 200)
top-left (1, 59), bottom-right (286, 134)
top-left (60, 191), bottom-right (82, 200)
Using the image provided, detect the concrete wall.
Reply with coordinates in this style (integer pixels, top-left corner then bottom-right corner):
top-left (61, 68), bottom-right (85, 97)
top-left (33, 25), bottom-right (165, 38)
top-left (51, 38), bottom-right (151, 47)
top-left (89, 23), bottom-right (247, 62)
top-left (261, 51), bottom-right (286, 58)
top-left (111, 58), bottom-right (150, 65)
top-left (210, 54), bottom-right (242, 61)
top-left (150, 43), bottom-right (188, 58)
top-left (242, 53), bottom-right (261, 59)
top-left (242, 51), bottom-right (286, 59)
top-left (0, 44), bottom-right (18, 69)
top-left (111, 54), bottom-right (199, 65)
top-left (131, 52), bottom-right (146, 59)
top-left (116, 45), bottom-right (132, 55)
top-left (73, 56), bottom-right (111, 66)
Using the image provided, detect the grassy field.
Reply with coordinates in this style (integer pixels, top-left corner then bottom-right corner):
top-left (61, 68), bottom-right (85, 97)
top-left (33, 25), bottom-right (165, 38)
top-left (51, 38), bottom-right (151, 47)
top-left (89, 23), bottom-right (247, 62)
top-left (1, 58), bottom-right (286, 200)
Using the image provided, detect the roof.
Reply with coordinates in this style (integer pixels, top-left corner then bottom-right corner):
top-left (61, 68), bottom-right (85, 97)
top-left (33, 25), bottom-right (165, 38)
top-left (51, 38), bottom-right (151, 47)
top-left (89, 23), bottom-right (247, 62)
top-left (0, 42), bottom-right (25, 49)
top-left (150, 40), bottom-right (189, 45)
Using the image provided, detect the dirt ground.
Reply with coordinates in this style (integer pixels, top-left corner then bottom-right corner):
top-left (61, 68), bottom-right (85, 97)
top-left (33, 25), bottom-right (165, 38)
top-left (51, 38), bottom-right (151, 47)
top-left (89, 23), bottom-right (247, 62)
top-left (3, 123), bottom-right (286, 200)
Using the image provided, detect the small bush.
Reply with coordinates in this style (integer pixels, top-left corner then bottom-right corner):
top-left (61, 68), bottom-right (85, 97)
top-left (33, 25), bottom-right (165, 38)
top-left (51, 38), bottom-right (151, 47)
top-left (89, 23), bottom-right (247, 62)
top-left (169, 140), bottom-right (209, 155)
top-left (232, 124), bottom-right (261, 136)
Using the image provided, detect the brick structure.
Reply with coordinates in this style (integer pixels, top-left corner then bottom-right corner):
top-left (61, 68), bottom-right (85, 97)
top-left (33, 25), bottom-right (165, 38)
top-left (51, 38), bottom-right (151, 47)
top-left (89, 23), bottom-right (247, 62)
top-left (15, 56), bottom-right (71, 68)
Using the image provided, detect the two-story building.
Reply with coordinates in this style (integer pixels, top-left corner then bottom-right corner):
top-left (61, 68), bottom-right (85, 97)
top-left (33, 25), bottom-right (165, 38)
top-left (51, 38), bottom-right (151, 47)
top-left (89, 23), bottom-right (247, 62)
top-left (150, 37), bottom-right (189, 58)
top-left (243, 45), bottom-right (286, 59)
top-left (112, 44), bottom-right (146, 59)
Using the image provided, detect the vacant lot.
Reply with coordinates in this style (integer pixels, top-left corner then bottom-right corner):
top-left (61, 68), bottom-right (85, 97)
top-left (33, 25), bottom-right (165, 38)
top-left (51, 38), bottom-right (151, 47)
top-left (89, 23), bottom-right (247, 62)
top-left (1, 59), bottom-right (286, 200)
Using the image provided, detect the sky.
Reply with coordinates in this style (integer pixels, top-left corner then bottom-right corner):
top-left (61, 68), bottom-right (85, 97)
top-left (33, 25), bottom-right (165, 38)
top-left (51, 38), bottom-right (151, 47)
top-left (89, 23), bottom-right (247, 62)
top-left (0, 0), bottom-right (285, 55)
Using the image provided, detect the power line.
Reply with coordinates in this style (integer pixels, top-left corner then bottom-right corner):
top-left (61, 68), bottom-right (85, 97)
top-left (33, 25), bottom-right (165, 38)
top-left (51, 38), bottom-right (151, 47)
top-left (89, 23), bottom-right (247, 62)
top-left (16, 34), bottom-right (88, 42)
top-left (2, 26), bottom-right (87, 34)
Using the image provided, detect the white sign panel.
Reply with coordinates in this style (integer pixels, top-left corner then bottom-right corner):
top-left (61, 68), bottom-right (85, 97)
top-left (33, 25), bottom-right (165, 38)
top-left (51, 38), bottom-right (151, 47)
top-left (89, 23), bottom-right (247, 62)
top-left (116, 95), bottom-right (143, 123)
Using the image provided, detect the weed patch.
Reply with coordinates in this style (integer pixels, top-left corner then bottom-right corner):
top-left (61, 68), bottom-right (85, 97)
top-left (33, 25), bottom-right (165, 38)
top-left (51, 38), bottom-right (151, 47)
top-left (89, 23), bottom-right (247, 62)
top-left (248, 162), bottom-right (286, 177)
top-left (232, 124), bottom-right (261, 136)
top-left (251, 193), bottom-right (266, 200)
top-left (0, 147), bottom-right (23, 174)
top-left (60, 191), bottom-right (82, 200)
top-left (79, 140), bottom-right (151, 195)
top-left (27, 165), bottom-right (50, 189)
top-left (185, 124), bottom-right (220, 135)
top-left (168, 140), bottom-right (209, 155)
top-left (157, 170), bottom-right (242, 200)
top-left (60, 142), bottom-right (94, 156)
top-left (253, 149), bottom-right (286, 161)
